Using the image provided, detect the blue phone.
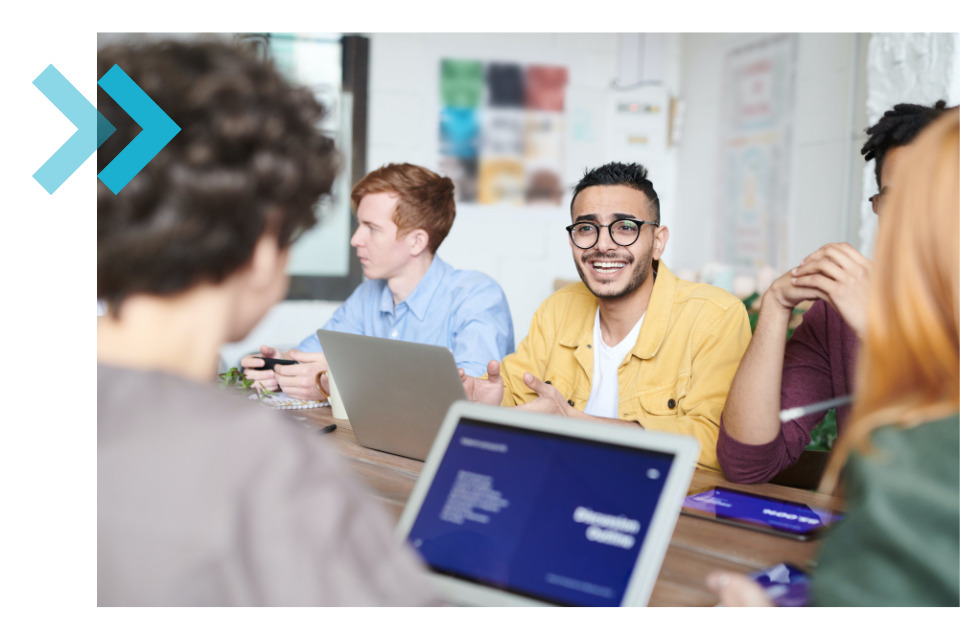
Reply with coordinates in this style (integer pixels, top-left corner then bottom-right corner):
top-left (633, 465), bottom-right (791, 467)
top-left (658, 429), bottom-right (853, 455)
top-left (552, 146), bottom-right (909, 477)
top-left (682, 486), bottom-right (844, 540)
top-left (749, 562), bottom-right (810, 607)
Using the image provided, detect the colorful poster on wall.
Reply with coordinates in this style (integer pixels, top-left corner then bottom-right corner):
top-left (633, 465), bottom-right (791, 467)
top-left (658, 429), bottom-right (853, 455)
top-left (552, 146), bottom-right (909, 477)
top-left (440, 59), bottom-right (568, 206)
top-left (479, 108), bottom-right (524, 204)
top-left (718, 35), bottom-right (797, 270)
top-left (523, 65), bottom-right (567, 205)
top-left (439, 106), bottom-right (480, 202)
top-left (478, 63), bottom-right (524, 204)
top-left (440, 60), bottom-right (484, 203)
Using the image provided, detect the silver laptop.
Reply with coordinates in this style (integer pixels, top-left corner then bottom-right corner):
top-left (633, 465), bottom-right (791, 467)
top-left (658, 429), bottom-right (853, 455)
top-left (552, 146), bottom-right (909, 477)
top-left (315, 329), bottom-right (466, 461)
top-left (395, 400), bottom-right (700, 606)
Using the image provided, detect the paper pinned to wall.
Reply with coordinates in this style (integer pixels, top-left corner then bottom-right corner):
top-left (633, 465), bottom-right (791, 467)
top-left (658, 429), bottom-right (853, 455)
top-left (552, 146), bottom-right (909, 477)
top-left (718, 34), bottom-right (798, 272)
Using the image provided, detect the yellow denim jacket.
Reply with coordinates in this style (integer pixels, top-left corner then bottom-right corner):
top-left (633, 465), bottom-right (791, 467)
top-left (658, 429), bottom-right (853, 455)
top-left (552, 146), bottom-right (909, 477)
top-left (500, 262), bottom-right (751, 471)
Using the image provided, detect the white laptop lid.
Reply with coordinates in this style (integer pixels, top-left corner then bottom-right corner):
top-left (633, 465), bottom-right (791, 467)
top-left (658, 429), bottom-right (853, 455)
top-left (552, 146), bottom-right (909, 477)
top-left (315, 329), bottom-right (466, 461)
top-left (395, 401), bottom-right (700, 606)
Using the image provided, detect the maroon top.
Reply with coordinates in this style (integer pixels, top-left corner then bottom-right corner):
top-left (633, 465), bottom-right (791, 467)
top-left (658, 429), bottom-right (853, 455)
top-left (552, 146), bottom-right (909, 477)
top-left (717, 300), bottom-right (860, 483)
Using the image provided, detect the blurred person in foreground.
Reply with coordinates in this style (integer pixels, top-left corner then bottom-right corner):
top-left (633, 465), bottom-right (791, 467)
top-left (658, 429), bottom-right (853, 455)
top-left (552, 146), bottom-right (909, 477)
top-left (97, 39), bottom-right (433, 606)
top-left (708, 107), bottom-right (959, 606)
top-left (460, 162), bottom-right (752, 471)
top-left (240, 162), bottom-right (514, 402)
top-left (718, 100), bottom-right (952, 483)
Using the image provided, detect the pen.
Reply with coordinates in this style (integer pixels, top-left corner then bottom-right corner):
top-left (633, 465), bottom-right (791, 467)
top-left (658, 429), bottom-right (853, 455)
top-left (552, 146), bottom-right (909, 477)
top-left (779, 395), bottom-right (854, 423)
top-left (292, 416), bottom-right (337, 434)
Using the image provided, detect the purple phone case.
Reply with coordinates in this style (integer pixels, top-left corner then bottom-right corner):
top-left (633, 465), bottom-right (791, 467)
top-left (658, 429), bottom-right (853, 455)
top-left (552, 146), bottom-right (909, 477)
top-left (750, 563), bottom-right (810, 607)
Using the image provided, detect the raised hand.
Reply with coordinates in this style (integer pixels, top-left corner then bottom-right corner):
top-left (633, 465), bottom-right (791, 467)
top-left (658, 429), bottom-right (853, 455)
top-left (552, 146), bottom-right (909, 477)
top-left (459, 360), bottom-right (504, 406)
top-left (789, 242), bottom-right (871, 337)
top-left (515, 372), bottom-right (575, 417)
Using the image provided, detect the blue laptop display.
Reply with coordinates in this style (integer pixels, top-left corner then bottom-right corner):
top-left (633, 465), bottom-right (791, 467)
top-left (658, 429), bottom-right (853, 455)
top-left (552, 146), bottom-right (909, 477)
top-left (396, 401), bottom-right (700, 606)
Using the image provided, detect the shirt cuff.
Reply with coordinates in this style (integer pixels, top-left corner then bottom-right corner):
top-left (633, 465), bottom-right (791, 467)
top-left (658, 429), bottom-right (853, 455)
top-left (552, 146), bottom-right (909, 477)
top-left (716, 416), bottom-right (794, 484)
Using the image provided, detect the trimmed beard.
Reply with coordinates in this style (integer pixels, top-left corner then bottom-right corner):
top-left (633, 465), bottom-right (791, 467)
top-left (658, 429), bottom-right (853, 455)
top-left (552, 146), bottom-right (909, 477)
top-left (574, 242), bottom-right (654, 300)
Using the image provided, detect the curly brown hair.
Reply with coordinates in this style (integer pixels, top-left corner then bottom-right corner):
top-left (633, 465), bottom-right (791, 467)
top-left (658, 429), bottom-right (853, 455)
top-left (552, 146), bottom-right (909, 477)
top-left (97, 38), bottom-right (339, 311)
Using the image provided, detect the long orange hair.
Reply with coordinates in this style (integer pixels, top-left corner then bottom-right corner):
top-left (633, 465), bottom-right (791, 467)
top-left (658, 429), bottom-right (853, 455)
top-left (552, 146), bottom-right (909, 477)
top-left (821, 107), bottom-right (960, 494)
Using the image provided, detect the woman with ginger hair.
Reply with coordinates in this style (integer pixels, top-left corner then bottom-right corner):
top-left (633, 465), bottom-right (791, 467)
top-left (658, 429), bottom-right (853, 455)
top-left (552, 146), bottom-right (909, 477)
top-left (709, 107), bottom-right (959, 607)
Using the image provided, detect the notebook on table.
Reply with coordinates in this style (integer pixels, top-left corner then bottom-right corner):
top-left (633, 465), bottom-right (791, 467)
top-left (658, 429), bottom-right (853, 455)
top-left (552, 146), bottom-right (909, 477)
top-left (252, 391), bottom-right (329, 410)
top-left (315, 329), bottom-right (467, 461)
top-left (395, 401), bottom-right (700, 606)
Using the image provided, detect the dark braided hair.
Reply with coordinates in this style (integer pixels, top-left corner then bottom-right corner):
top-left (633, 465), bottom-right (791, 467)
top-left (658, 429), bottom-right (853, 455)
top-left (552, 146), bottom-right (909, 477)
top-left (861, 100), bottom-right (950, 189)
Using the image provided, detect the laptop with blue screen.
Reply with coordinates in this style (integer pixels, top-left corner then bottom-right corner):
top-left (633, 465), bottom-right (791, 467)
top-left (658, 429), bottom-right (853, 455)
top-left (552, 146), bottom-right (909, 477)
top-left (395, 401), bottom-right (700, 606)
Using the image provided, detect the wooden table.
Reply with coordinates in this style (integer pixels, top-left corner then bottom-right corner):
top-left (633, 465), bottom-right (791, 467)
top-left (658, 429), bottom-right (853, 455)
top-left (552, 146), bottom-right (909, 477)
top-left (293, 406), bottom-right (844, 606)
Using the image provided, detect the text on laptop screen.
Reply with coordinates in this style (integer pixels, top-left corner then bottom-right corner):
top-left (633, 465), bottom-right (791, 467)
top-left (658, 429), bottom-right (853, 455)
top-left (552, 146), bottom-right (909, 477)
top-left (405, 418), bottom-right (676, 606)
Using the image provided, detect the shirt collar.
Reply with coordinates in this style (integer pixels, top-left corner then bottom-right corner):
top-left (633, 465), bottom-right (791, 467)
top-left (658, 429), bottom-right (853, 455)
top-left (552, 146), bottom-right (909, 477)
top-left (631, 260), bottom-right (675, 359)
top-left (377, 280), bottom-right (395, 314)
top-left (558, 260), bottom-right (676, 360)
top-left (558, 285), bottom-right (599, 348)
top-left (378, 255), bottom-right (449, 321)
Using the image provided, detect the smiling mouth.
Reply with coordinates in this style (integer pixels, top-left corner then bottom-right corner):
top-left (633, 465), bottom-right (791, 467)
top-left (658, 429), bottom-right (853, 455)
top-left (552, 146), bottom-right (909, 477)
top-left (589, 259), bottom-right (628, 275)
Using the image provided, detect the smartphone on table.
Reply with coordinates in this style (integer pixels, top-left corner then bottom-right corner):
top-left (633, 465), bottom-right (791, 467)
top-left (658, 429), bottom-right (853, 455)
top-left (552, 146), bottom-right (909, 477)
top-left (681, 486), bottom-right (843, 541)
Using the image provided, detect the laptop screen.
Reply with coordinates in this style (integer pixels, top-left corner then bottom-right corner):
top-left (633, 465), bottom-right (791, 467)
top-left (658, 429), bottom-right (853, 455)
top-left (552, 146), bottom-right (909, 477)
top-left (405, 416), bottom-right (677, 606)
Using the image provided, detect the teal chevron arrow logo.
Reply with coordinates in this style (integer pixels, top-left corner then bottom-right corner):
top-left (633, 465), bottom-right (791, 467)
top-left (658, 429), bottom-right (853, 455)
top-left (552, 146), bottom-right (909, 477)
top-left (32, 64), bottom-right (115, 195)
top-left (97, 65), bottom-right (181, 195)
top-left (32, 64), bottom-right (180, 195)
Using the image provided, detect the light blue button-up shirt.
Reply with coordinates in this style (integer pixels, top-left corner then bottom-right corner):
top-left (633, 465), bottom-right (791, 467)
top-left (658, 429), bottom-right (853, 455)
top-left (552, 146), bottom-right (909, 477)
top-left (296, 256), bottom-right (514, 377)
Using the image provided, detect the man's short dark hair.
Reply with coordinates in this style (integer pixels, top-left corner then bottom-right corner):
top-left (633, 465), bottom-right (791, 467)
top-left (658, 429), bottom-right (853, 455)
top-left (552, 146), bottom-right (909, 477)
top-left (861, 99), bottom-right (950, 189)
top-left (570, 162), bottom-right (660, 224)
top-left (97, 39), bottom-right (338, 311)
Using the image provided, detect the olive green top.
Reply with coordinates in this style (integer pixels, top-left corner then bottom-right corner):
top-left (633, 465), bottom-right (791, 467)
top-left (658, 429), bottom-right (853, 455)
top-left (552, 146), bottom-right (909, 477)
top-left (812, 413), bottom-right (959, 606)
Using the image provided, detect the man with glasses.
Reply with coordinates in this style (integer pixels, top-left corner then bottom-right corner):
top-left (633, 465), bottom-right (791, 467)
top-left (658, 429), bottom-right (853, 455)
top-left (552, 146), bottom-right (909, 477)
top-left (460, 162), bottom-right (751, 471)
top-left (718, 100), bottom-right (951, 484)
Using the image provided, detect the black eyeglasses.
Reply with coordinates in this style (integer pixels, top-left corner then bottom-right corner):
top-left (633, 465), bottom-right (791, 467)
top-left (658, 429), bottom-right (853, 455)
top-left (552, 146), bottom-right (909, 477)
top-left (565, 218), bottom-right (659, 249)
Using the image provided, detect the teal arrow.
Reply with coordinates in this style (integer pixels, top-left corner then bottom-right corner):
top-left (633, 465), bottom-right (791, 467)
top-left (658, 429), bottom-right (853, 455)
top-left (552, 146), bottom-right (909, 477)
top-left (32, 64), bottom-right (115, 195)
top-left (97, 65), bottom-right (180, 195)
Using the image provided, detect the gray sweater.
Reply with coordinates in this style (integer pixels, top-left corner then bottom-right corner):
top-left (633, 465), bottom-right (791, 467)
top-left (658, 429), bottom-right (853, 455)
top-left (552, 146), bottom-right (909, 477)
top-left (812, 414), bottom-right (959, 606)
top-left (98, 364), bottom-right (435, 606)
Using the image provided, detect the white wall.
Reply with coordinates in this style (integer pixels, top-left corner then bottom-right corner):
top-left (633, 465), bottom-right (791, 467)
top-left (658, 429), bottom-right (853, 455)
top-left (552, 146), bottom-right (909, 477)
top-left (858, 33), bottom-right (960, 257)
